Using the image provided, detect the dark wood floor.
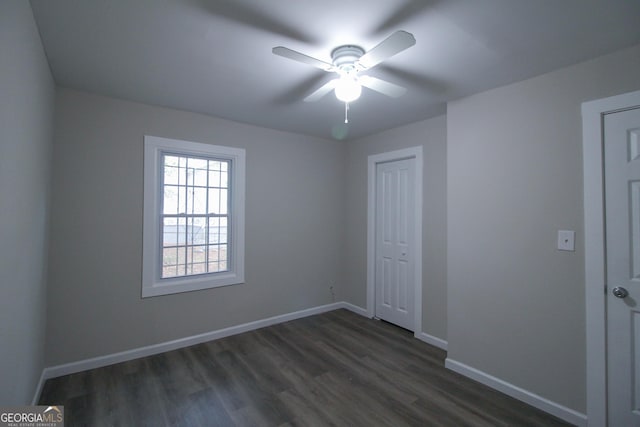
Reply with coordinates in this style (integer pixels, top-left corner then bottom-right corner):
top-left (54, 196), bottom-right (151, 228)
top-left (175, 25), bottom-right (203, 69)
top-left (39, 309), bottom-right (571, 426)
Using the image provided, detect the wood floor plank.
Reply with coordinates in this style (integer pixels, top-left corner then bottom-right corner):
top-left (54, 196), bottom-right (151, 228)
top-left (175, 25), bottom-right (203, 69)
top-left (39, 309), bottom-right (572, 426)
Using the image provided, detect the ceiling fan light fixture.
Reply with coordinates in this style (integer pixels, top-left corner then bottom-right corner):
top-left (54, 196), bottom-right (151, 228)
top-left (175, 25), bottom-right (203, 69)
top-left (272, 31), bottom-right (416, 123)
top-left (335, 75), bottom-right (361, 103)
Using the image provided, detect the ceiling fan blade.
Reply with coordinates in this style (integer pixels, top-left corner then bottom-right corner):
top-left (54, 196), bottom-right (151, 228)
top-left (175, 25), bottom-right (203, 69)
top-left (360, 75), bottom-right (407, 98)
top-left (304, 79), bottom-right (338, 102)
top-left (357, 30), bottom-right (416, 70)
top-left (272, 47), bottom-right (335, 72)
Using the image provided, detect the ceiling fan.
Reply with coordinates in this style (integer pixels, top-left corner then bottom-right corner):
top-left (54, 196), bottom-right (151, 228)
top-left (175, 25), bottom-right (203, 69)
top-left (272, 30), bottom-right (416, 123)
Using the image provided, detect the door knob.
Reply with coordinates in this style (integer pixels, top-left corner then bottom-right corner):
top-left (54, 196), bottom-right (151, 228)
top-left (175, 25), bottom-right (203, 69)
top-left (612, 287), bottom-right (629, 298)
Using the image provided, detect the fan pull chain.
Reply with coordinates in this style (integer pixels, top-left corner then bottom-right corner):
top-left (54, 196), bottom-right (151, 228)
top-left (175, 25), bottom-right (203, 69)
top-left (344, 102), bottom-right (349, 124)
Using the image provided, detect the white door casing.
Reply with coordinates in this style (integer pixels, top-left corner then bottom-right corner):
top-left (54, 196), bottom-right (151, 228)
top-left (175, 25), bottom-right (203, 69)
top-left (604, 107), bottom-right (640, 427)
top-left (367, 147), bottom-right (422, 334)
top-left (583, 89), bottom-right (640, 426)
top-left (375, 158), bottom-right (415, 330)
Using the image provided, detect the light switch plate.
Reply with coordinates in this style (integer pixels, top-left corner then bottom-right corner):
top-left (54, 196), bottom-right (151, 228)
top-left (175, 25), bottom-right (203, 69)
top-left (557, 230), bottom-right (575, 251)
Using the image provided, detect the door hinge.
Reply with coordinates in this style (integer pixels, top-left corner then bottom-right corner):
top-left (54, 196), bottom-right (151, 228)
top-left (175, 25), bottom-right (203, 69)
top-left (604, 285), bottom-right (608, 295)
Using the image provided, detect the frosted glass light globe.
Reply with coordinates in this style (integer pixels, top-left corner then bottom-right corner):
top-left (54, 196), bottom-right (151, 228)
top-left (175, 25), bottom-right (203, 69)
top-left (335, 76), bottom-right (362, 103)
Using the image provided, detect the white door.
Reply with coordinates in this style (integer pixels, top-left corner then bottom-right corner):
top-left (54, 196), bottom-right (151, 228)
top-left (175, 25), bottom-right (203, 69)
top-left (375, 158), bottom-right (415, 330)
top-left (605, 107), bottom-right (640, 426)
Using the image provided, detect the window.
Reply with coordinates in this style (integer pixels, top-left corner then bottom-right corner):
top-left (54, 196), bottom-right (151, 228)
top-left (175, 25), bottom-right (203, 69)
top-left (142, 135), bottom-right (245, 297)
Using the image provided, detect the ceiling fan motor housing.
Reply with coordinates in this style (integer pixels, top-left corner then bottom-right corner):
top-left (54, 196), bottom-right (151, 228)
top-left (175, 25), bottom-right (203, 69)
top-left (331, 45), bottom-right (364, 73)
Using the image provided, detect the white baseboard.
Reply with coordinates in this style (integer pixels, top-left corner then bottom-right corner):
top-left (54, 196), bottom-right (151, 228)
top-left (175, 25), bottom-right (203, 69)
top-left (415, 331), bottom-right (447, 351)
top-left (445, 358), bottom-right (587, 427)
top-left (36, 301), bottom-right (368, 398)
top-left (340, 301), bottom-right (369, 317)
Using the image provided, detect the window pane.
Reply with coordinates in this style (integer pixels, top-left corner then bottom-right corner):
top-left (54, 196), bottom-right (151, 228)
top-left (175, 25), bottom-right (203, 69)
top-left (209, 160), bottom-right (221, 171)
top-left (189, 157), bottom-right (208, 170)
top-left (169, 220), bottom-right (177, 247)
top-left (188, 218), bottom-right (206, 245)
top-left (193, 167), bottom-right (208, 187)
top-left (175, 263), bottom-right (186, 277)
top-left (192, 263), bottom-right (207, 275)
top-left (208, 244), bottom-right (219, 261)
top-left (208, 217), bottom-right (225, 244)
top-left (220, 168), bottom-right (228, 187)
top-left (163, 217), bottom-right (178, 247)
top-left (164, 165), bottom-right (179, 185)
top-left (188, 245), bottom-right (207, 263)
top-left (163, 247), bottom-right (178, 266)
top-left (185, 246), bottom-right (207, 275)
top-left (163, 186), bottom-right (179, 215)
top-left (178, 187), bottom-right (186, 214)
top-left (176, 217), bottom-right (187, 245)
top-left (164, 155), bottom-right (179, 167)
top-left (163, 266), bottom-right (178, 278)
top-left (219, 189), bottom-right (228, 215)
top-left (186, 218), bottom-right (194, 244)
top-left (178, 158), bottom-right (187, 185)
top-left (177, 246), bottom-right (187, 265)
top-left (208, 189), bottom-right (220, 214)
top-left (206, 245), bottom-right (228, 273)
top-left (187, 187), bottom-right (207, 214)
top-left (208, 217), bottom-right (217, 239)
top-left (219, 217), bottom-right (228, 244)
top-left (162, 247), bottom-right (178, 278)
top-left (209, 170), bottom-right (221, 187)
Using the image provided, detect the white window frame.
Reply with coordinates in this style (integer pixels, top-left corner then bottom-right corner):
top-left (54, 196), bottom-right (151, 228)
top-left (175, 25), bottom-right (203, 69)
top-left (142, 135), bottom-right (245, 298)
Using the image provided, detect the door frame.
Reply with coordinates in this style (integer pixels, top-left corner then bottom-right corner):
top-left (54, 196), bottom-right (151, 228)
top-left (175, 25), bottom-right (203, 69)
top-left (582, 89), bottom-right (640, 426)
top-left (367, 146), bottom-right (423, 333)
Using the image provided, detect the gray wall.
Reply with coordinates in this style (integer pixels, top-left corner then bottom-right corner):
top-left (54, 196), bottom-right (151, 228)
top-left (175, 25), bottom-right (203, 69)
top-left (447, 44), bottom-right (640, 412)
top-left (0, 2), bottom-right (55, 404)
top-left (46, 89), bottom-right (345, 365)
top-left (344, 116), bottom-right (447, 340)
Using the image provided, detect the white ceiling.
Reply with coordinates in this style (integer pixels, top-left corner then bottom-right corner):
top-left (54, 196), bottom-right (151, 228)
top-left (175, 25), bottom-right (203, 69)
top-left (30, 0), bottom-right (640, 141)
